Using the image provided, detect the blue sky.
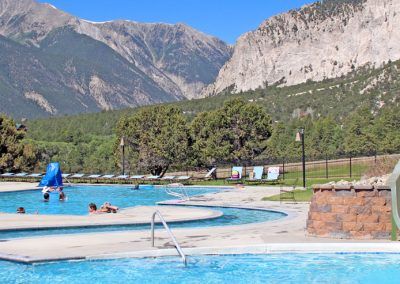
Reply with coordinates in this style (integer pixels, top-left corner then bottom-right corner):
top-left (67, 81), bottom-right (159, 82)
top-left (38, 0), bottom-right (313, 44)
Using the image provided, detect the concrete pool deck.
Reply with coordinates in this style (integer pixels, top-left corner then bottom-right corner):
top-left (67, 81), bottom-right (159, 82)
top-left (0, 182), bottom-right (395, 263)
top-left (0, 206), bottom-right (222, 231)
top-left (0, 182), bottom-right (39, 192)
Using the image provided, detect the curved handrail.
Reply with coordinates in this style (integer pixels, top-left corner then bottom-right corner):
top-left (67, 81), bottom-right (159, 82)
top-left (151, 210), bottom-right (187, 266)
top-left (164, 186), bottom-right (190, 201)
top-left (390, 161), bottom-right (400, 236)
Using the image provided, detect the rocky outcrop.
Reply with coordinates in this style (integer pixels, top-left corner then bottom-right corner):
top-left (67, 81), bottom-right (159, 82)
top-left (0, 0), bottom-right (232, 118)
top-left (205, 0), bottom-right (400, 96)
top-left (24, 91), bottom-right (57, 114)
top-left (77, 21), bottom-right (232, 99)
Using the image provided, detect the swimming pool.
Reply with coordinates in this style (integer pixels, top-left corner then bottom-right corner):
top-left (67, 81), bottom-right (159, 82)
top-left (0, 206), bottom-right (285, 239)
top-left (1, 253), bottom-right (400, 283)
top-left (0, 185), bottom-right (219, 215)
top-left (0, 185), bottom-right (286, 239)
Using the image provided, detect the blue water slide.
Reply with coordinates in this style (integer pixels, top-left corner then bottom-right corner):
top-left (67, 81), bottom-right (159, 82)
top-left (38, 162), bottom-right (63, 187)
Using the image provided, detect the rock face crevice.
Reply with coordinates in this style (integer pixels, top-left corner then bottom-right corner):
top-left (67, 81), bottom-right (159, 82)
top-left (205, 0), bottom-right (400, 96)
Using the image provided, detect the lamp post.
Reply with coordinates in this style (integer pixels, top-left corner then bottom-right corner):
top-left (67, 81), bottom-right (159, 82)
top-left (120, 136), bottom-right (125, 176)
top-left (296, 128), bottom-right (306, 188)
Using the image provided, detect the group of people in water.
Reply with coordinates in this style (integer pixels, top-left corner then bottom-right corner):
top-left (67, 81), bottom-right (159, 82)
top-left (16, 186), bottom-right (119, 215)
top-left (42, 186), bottom-right (66, 201)
top-left (88, 202), bottom-right (119, 214)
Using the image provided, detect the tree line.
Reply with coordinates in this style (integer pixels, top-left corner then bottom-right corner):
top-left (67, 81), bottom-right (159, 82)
top-left (1, 99), bottom-right (399, 175)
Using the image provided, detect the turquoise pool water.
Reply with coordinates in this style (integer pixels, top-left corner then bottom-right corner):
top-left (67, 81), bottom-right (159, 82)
top-left (0, 185), bottom-right (286, 239)
top-left (0, 206), bottom-right (285, 239)
top-left (1, 253), bottom-right (400, 283)
top-left (0, 185), bottom-right (219, 215)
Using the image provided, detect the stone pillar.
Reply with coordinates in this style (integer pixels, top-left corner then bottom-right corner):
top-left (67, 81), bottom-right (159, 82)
top-left (307, 184), bottom-right (392, 239)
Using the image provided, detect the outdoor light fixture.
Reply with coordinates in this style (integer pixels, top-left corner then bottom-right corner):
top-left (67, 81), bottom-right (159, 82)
top-left (296, 128), bottom-right (306, 188)
top-left (120, 136), bottom-right (125, 176)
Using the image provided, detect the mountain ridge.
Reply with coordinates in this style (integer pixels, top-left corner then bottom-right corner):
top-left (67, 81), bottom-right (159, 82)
top-left (204, 0), bottom-right (400, 96)
top-left (0, 0), bottom-right (231, 117)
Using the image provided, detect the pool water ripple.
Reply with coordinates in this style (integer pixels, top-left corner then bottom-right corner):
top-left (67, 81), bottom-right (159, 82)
top-left (0, 185), bottom-right (286, 239)
top-left (1, 253), bottom-right (400, 283)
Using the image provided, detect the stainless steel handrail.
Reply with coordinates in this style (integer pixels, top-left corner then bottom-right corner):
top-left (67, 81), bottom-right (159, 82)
top-left (164, 186), bottom-right (190, 201)
top-left (151, 210), bottom-right (187, 266)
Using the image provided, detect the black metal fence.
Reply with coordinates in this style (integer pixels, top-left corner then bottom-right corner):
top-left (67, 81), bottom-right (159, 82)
top-left (169, 153), bottom-right (400, 183)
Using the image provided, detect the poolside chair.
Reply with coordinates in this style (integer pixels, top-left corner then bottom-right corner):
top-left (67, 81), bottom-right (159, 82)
top-left (161, 176), bottom-right (175, 181)
top-left (204, 167), bottom-right (216, 180)
top-left (262, 167), bottom-right (280, 183)
top-left (87, 174), bottom-right (102, 178)
top-left (175, 176), bottom-right (191, 181)
top-left (116, 175), bottom-right (129, 179)
top-left (226, 166), bottom-right (243, 183)
top-left (27, 173), bottom-right (43, 178)
top-left (62, 173), bottom-right (71, 178)
top-left (146, 175), bottom-right (160, 180)
top-left (102, 174), bottom-right (115, 179)
top-left (0, 173), bottom-right (14, 177)
top-left (245, 166), bottom-right (264, 183)
top-left (70, 173), bottom-right (85, 178)
top-left (14, 173), bottom-right (28, 177)
top-left (173, 175), bottom-right (192, 185)
top-left (130, 175), bottom-right (145, 180)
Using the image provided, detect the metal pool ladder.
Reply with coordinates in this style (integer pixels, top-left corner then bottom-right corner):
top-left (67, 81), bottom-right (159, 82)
top-left (164, 186), bottom-right (190, 201)
top-left (151, 210), bottom-right (187, 266)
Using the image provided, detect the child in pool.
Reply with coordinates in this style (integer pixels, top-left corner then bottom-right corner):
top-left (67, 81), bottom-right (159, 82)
top-left (16, 207), bottom-right (25, 214)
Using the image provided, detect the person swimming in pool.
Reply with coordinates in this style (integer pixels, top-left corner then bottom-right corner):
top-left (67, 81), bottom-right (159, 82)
top-left (58, 187), bottom-right (66, 201)
top-left (88, 203), bottom-right (99, 214)
top-left (16, 207), bottom-right (25, 214)
top-left (100, 202), bottom-right (119, 213)
top-left (43, 192), bottom-right (50, 202)
top-left (88, 203), bottom-right (108, 214)
top-left (88, 202), bottom-right (119, 214)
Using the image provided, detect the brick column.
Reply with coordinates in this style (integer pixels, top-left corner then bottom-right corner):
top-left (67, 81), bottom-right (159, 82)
top-left (307, 184), bottom-right (392, 239)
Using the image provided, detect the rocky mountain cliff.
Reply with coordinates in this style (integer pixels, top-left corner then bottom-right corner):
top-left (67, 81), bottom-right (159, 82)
top-left (204, 0), bottom-right (400, 95)
top-left (0, 0), bottom-right (231, 117)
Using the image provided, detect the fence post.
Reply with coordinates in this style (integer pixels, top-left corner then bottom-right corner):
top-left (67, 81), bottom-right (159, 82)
top-left (325, 155), bottom-right (328, 179)
top-left (349, 156), bottom-right (352, 178)
top-left (282, 159), bottom-right (285, 180)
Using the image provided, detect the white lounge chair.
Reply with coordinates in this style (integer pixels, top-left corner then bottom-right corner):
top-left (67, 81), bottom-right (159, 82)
top-left (88, 174), bottom-right (102, 178)
top-left (1, 173), bottom-right (14, 177)
top-left (204, 167), bottom-right (216, 179)
top-left (116, 175), bottom-right (129, 179)
top-left (262, 167), bottom-right (280, 183)
top-left (102, 174), bottom-right (115, 179)
top-left (161, 176), bottom-right (175, 180)
top-left (62, 173), bottom-right (71, 178)
top-left (246, 166), bottom-right (264, 182)
top-left (130, 175), bottom-right (145, 179)
top-left (226, 166), bottom-right (243, 182)
top-left (146, 175), bottom-right (160, 180)
top-left (27, 173), bottom-right (43, 177)
top-left (70, 174), bottom-right (85, 178)
top-left (176, 176), bottom-right (191, 181)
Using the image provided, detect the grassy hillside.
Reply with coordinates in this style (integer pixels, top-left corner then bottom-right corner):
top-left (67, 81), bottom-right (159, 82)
top-left (26, 59), bottom-right (400, 141)
top-left (0, 27), bottom-right (180, 119)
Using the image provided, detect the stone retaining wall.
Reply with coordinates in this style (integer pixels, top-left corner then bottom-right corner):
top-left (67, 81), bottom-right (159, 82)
top-left (307, 184), bottom-right (392, 239)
